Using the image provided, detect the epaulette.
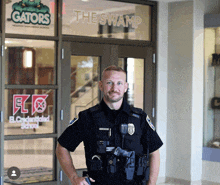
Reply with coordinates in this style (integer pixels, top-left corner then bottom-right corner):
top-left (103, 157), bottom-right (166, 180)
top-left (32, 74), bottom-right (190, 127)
top-left (130, 106), bottom-right (144, 119)
top-left (89, 104), bottom-right (100, 113)
top-left (130, 105), bottom-right (143, 115)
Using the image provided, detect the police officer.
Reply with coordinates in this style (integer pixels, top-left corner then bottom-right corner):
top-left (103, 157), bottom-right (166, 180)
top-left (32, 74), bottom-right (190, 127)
top-left (56, 65), bottom-right (163, 185)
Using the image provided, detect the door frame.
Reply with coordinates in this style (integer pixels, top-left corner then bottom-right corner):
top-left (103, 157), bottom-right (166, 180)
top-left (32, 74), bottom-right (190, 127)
top-left (60, 41), bottom-right (116, 131)
top-left (60, 41), bottom-right (114, 184)
top-left (61, 41), bottom-right (155, 127)
top-left (60, 40), bottom-right (155, 184)
top-left (118, 45), bottom-right (155, 122)
top-left (0, 0), bottom-right (5, 182)
top-left (0, 35), bottom-right (4, 185)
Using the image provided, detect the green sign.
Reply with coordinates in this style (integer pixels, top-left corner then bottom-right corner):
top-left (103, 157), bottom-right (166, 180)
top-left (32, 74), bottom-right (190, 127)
top-left (11, 0), bottom-right (51, 25)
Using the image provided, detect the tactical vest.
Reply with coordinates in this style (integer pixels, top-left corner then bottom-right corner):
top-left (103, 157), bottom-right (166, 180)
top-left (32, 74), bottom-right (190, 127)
top-left (85, 104), bottom-right (150, 184)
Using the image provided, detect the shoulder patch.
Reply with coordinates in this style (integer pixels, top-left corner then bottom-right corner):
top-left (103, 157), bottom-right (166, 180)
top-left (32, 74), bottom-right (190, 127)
top-left (146, 115), bottom-right (155, 131)
top-left (69, 118), bottom-right (78, 126)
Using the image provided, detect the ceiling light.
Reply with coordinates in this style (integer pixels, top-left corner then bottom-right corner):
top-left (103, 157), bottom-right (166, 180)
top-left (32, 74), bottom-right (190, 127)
top-left (23, 50), bottom-right (33, 68)
top-left (5, 40), bottom-right (12, 44)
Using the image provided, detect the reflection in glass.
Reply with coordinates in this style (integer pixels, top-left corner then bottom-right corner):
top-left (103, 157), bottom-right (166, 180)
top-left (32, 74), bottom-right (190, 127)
top-left (4, 89), bottom-right (54, 135)
top-left (70, 56), bottom-right (100, 170)
top-left (70, 56), bottom-right (100, 120)
top-left (204, 27), bottom-right (220, 148)
top-left (127, 58), bottom-right (135, 106)
top-left (118, 58), bottom-right (144, 109)
top-left (4, 138), bottom-right (54, 184)
top-left (63, 0), bottom-right (151, 41)
top-left (5, 39), bottom-right (55, 85)
top-left (118, 58), bottom-right (125, 70)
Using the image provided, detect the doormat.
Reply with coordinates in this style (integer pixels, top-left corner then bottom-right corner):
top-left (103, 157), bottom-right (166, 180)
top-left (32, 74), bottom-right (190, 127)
top-left (4, 167), bottom-right (53, 184)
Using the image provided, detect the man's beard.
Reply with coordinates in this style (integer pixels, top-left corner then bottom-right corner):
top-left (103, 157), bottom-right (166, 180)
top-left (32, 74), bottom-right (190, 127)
top-left (104, 92), bottom-right (123, 103)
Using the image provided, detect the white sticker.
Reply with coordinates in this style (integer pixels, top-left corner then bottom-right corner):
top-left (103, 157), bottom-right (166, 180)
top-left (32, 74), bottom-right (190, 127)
top-left (146, 115), bottom-right (155, 131)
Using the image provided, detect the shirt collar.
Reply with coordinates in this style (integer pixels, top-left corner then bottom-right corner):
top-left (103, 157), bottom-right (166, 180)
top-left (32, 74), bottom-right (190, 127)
top-left (121, 98), bottom-right (131, 115)
top-left (100, 98), bottom-right (130, 115)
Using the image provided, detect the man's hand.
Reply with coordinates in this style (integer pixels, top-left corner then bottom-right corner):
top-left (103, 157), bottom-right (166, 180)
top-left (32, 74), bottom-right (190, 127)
top-left (56, 143), bottom-right (95, 185)
top-left (70, 176), bottom-right (95, 185)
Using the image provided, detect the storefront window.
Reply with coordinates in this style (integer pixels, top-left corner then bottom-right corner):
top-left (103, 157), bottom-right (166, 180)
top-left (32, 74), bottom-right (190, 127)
top-left (204, 27), bottom-right (220, 150)
top-left (5, 39), bottom-right (55, 85)
top-left (4, 138), bottom-right (54, 184)
top-left (4, 89), bottom-right (55, 135)
top-left (62, 0), bottom-right (151, 41)
top-left (5, 0), bottom-right (55, 36)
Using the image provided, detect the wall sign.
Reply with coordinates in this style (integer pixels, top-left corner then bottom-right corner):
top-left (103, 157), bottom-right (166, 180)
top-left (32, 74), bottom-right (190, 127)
top-left (11, 0), bottom-right (51, 25)
top-left (9, 94), bottom-right (50, 129)
top-left (74, 10), bottom-right (142, 29)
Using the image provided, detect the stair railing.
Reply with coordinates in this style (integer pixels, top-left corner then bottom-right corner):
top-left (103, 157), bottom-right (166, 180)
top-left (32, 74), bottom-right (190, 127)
top-left (70, 73), bottom-right (98, 99)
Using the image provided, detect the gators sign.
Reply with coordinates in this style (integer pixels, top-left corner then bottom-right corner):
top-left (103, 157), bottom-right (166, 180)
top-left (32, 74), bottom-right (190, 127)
top-left (11, 0), bottom-right (51, 25)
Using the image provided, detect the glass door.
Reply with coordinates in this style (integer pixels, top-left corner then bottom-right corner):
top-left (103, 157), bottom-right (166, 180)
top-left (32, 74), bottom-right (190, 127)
top-left (69, 56), bottom-right (100, 175)
top-left (118, 58), bottom-right (145, 109)
top-left (60, 42), bottom-right (106, 183)
top-left (118, 45), bottom-right (155, 122)
top-left (60, 41), bottom-right (155, 184)
top-left (70, 56), bottom-right (100, 121)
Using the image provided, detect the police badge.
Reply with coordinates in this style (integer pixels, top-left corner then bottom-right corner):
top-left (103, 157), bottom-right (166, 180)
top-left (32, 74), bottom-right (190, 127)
top-left (128, 123), bottom-right (135, 135)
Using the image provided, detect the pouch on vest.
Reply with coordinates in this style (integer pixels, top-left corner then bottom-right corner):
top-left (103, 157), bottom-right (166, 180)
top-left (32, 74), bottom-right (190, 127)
top-left (97, 140), bottom-right (110, 153)
top-left (106, 154), bottom-right (117, 174)
top-left (89, 155), bottom-right (103, 171)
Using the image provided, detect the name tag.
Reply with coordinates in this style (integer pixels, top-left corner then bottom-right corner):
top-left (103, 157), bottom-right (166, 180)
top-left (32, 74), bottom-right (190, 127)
top-left (99, 128), bottom-right (110, 131)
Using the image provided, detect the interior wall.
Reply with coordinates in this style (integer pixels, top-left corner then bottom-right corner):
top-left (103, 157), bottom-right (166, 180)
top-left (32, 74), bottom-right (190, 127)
top-left (191, 0), bottom-right (205, 182)
top-left (156, 1), bottom-right (168, 183)
top-left (156, 0), bottom-right (220, 183)
top-left (167, 1), bottom-right (193, 181)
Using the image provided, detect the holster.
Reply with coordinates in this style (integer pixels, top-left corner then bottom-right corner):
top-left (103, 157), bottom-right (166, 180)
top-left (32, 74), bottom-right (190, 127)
top-left (136, 154), bottom-right (150, 182)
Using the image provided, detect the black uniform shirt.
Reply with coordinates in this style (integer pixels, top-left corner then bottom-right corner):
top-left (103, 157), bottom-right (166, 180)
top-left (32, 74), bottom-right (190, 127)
top-left (58, 99), bottom-right (162, 152)
top-left (58, 99), bottom-right (163, 184)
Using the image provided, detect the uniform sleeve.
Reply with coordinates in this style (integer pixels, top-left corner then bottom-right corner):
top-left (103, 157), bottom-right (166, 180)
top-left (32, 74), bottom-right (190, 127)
top-left (58, 111), bottom-right (86, 152)
top-left (141, 113), bottom-right (163, 154)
